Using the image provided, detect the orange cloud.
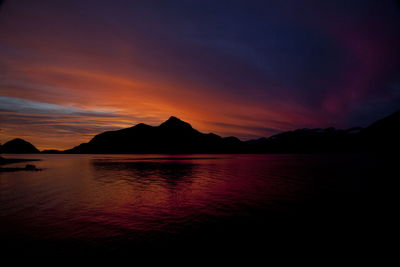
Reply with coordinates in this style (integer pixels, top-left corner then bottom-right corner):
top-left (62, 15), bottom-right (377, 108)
top-left (1, 63), bottom-right (313, 150)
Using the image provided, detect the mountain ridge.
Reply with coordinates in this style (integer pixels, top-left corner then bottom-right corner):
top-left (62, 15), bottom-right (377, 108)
top-left (65, 116), bottom-right (243, 154)
top-left (1, 110), bottom-right (399, 154)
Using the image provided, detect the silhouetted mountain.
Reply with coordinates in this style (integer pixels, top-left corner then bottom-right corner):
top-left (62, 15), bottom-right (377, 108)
top-left (66, 116), bottom-right (244, 153)
top-left (5, 111), bottom-right (397, 154)
top-left (246, 127), bottom-right (363, 153)
top-left (358, 110), bottom-right (400, 151)
top-left (0, 138), bottom-right (40, 154)
top-left (64, 111), bottom-right (399, 154)
top-left (246, 110), bottom-right (399, 153)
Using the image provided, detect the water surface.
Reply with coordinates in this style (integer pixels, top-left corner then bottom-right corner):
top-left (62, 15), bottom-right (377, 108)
top-left (0, 154), bottom-right (380, 253)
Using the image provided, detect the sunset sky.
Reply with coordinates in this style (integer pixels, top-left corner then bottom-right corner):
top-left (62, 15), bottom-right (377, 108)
top-left (1, 0), bottom-right (400, 150)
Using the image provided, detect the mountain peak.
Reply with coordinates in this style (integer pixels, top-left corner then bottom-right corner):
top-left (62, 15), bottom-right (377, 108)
top-left (131, 123), bottom-right (152, 129)
top-left (166, 116), bottom-right (183, 123)
top-left (159, 116), bottom-right (193, 130)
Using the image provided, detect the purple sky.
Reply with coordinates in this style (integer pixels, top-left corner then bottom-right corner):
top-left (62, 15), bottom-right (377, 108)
top-left (0, 0), bottom-right (399, 149)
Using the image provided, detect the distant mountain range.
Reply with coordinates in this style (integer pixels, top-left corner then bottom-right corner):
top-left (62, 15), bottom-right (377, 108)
top-left (247, 110), bottom-right (399, 153)
top-left (1, 111), bottom-right (399, 154)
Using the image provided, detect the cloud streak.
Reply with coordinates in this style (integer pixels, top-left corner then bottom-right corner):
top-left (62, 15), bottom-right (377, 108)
top-left (0, 96), bottom-right (119, 117)
top-left (0, 97), bottom-right (162, 149)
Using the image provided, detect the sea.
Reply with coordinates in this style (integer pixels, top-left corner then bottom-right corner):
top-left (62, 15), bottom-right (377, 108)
top-left (0, 153), bottom-right (392, 257)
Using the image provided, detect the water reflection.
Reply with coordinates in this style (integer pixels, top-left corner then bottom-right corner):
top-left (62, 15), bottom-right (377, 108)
top-left (91, 159), bottom-right (197, 187)
top-left (0, 154), bottom-right (381, 254)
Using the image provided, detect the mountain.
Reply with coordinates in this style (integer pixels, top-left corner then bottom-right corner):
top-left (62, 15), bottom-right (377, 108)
top-left (357, 110), bottom-right (400, 151)
top-left (3, 111), bottom-right (398, 154)
top-left (363, 110), bottom-right (400, 135)
top-left (66, 116), bottom-right (244, 153)
top-left (246, 110), bottom-right (399, 153)
top-left (246, 127), bottom-right (363, 153)
top-left (66, 111), bottom-right (399, 154)
top-left (0, 138), bottom-right (40, 154)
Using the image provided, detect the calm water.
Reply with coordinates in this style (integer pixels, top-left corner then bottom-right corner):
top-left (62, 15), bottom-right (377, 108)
top-left (0, 154), bottom-right (383, 253)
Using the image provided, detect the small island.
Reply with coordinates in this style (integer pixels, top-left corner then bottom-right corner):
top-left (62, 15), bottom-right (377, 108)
top-left (0, 156), bottom-right (41, 172)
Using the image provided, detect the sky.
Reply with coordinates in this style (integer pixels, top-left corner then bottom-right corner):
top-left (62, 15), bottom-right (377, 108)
top-left (0, 0), bottom-right (400, 150)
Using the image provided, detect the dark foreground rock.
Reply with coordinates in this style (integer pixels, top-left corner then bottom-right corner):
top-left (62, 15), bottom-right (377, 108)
top-left (0, 156), bottom-right (41, 172)
top-left (0, 164), bottom-right (42, 172)
top-left (0, 156), bottom-right (40, 165)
